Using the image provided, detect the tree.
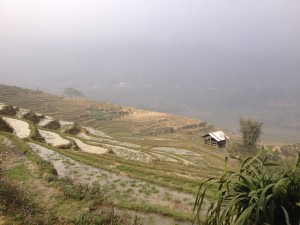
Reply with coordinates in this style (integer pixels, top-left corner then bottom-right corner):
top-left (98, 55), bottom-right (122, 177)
top-left (63, 87), bottom-right (84, 98)
top-left (193, 152), bottom-right (300, 225)
top-left (240, 117), bottom-right (262, 149)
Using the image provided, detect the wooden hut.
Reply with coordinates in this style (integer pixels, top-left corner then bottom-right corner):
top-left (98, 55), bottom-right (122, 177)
top-left (202, 131), bottom-right (229, 148)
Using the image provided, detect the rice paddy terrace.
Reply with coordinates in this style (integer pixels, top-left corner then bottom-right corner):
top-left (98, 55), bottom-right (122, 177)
top-left (0, 84), bottom-right (235, 224)
top-left (0, 84), bottom-right (212, 137)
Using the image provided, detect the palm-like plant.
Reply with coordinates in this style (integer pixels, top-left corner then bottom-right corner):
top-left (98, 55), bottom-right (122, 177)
top-left (193, 152), bottom-right (300, 225)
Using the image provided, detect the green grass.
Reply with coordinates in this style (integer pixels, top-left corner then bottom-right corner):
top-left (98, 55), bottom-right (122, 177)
top-left (0, 175), bottom-right (45, 224)
top-left (5, 163), bottom-right (31, 181)
top-left (118, 200), bottom-right (193, 221)
top-left (88, 109), bottom-right (112, 120)
top-left (0, 133), bottom-right (129, 225)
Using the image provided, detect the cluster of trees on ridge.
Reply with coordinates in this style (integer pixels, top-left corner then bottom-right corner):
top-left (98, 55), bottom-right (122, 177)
top-left (63, 87), bottom-right (84, 98)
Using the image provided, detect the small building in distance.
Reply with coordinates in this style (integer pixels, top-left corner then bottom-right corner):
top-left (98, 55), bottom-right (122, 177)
top-left (202, 131), bottom-right (229, 148)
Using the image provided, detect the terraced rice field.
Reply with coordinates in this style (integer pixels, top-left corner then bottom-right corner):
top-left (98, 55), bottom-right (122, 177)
top-left (0, 85), bottom-right (236, 224)
top-left (69, 137), bottom-right (108, 154)
top-left (0, 104), bottom-right (229, 223)
top-left (3, 117), bottom-right (31, 139)
top-left (38, 129), bottom-right (71, 147)
top-left (0, 84), bottom-right (214, 136)
top-left (38, 118), bottom-right (53, 126)
top-left (15, 108), bottom-right (30, 118)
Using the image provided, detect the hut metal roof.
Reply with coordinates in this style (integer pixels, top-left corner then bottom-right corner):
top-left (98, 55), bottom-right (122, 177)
top-left (204, 131), bottom-right (229, 142)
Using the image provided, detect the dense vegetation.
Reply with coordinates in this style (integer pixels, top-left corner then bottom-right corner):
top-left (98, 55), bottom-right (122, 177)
top-left (193, 152), bottom-right (300, 225)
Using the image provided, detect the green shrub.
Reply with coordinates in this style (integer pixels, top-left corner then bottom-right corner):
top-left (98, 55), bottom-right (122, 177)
top-left (30, 125), bottom-right (45, 142)
top-left (0, 105), bottom-right (17, 116)
top-left (23, 110), bottom-right (45, 124)
top-left (0, 117), bottom-right (13, 133)
top-left (37, 160), bottom-right (58, 176)
top-left (194, 152), bottom-right (300, 225)
top-left (63, 184), bottom-right (85, 200)
top-left (43, 119), bottom-right (61, 130)
top-left (64, 123), bottom-right (82, 135)
top-left (60, 178), bottom-right (104, 202)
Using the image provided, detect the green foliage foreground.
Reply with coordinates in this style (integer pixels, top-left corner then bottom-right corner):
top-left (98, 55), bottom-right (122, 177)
top-left (193, 152), bottom-right (300, 225)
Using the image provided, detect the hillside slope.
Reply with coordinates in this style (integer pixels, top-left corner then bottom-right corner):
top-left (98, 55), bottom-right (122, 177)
top-left (0, 95), bottom-right (232, 224)
top-left (0, 84), bottom-right (213, 138)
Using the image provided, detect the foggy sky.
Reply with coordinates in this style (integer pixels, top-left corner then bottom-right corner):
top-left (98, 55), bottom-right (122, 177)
top-left (0, 0), bottom-right (300, 140)
top-left (1, 0), bottom-right (299, 86)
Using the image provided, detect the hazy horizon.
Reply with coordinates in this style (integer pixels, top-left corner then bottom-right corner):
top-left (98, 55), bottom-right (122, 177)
top-left (1, 0), bottom-right (300, 141)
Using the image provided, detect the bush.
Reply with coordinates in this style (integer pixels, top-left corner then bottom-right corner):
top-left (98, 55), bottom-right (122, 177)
top-left (0, 117), bottom-right (13, 133)
top-left (0, 105), bottom-right (17, 116)
top-left (23, 111), bottom-right (45, 124)
top-left (43, 119), bottom-right (61, 130)
top-left (194, 152), bottom-right (300, 225)
top-left (60, 178), bottom-right (104, 202)
top-left (39, 159), bottom-right (58, 175)
top-left (30, 125), bottom-right (45, 142)
top-left (64, 123), bottom-right (82, 135)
